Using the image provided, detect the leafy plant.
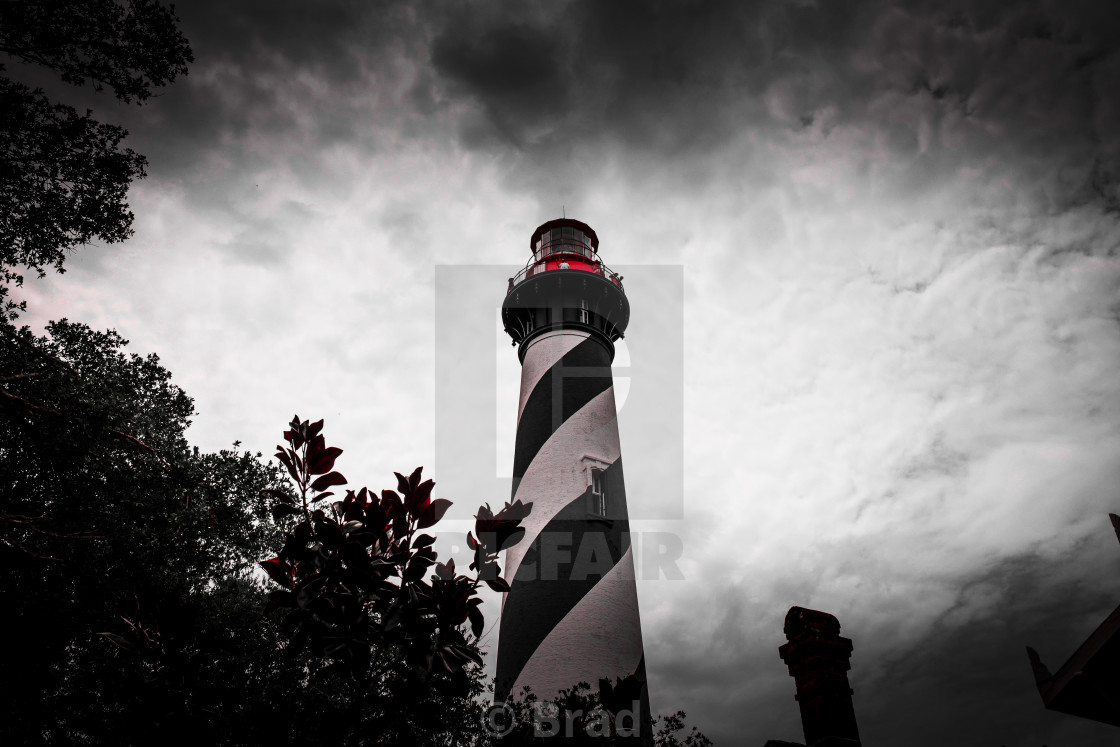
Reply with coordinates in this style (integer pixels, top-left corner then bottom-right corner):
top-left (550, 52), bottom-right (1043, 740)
top-left (0, 318), bottom-right (292, 745)
top-left (260, 415), bottom-right (532, 745)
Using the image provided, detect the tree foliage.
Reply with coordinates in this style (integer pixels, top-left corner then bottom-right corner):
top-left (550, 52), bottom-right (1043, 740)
top-left (0, 317), bottom-right (290, 744)
top-left (0, 0), bottom-right (193, 315)
top-left (0, 0), bottom-right (192, 103)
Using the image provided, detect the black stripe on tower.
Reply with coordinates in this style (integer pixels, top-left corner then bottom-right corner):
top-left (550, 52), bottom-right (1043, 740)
top-left (495, 458), bottom-right (630, 702)
top-left (512, 335), bottom-right (614, 483)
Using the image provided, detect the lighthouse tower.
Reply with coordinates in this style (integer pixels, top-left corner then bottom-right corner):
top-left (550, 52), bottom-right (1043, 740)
top-left (496, 218), bottom-right (650, 736)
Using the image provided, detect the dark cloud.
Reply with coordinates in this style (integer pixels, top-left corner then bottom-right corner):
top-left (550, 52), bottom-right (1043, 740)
top-left (429, 0), bottom-right (776, 153)
top-left (24, 0), bottom-right (1111, 222)
top-left (18, 0), bottom-right (1119, 200)
top-left (421, 0), bottom-right (1120, 210)
top-left (101, 0), bottom-right (442, 185)
top-left (433, 23), bottom-right (563, 96)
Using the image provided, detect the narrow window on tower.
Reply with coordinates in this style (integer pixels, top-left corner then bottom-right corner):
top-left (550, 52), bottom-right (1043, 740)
top-left (590, 467), bottom-right (607, 516)
top-left (579, 299), bottom-right (589, 325)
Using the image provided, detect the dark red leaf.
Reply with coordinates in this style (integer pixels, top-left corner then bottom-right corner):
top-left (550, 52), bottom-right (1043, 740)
top-left (466, 532), bottom-right (477, 550)
top-left (474, 499), bottom-right (533, 552)
top-left (261, 558), bottom-right (294, 589)
top-left (433, 558), bottom-right (455, 581)
top-left (405, 556), bottom-right (431, 582)
top-left (417, 498), bottom-right (452, 529)
top-left (316, 520), bottom-right (345, 548)
top-left (381, 490), bottom-right (402, 514)
top-left (271, 504), bottom-right (301, 521)
top-left (497, 499), bottom-right (532, 523)
top-left (394, 471), bottom-right (409, 495)
top-left (485, 576), bottom-right (510, 593)
top-left (407, 478), bottom-right (434, 517)
top-left (310, 471), bottom-right (347, 491)
top-left (468, 606), bottom-right (484, 638)
top-left (498, 527), bottom-right (525, 551)
top-left (307, 419), bottom-right (324, 439)
top-left (309, 446), bottom-right (343, 476)
top-left (275, 450), bottom-right (300, 483)
top-left (287, 424), bottom-right (305, 450)
top-left (306, 434), bottom-right (325, 460)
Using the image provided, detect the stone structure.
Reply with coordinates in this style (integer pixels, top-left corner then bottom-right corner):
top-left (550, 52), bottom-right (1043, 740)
top-left (766, 606), bottom-right (862, 747)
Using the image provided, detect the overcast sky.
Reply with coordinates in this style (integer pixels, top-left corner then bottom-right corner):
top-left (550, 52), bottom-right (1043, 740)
top-left (14, 0), bottom-right (1120, 744)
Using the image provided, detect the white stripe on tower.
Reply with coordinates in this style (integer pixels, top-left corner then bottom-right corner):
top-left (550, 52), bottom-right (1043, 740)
top-left (516, 330), bottom-right (590, 425)
top-left (510, 546), bottom-right (644, 697)
top-left (496, 328), bottom-right (646, 714)
top-left (503, 385), bottom-right (621, 587)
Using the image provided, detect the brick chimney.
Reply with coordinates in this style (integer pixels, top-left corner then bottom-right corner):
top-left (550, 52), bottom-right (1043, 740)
top-left (777, 607), bottom-right (862, 747)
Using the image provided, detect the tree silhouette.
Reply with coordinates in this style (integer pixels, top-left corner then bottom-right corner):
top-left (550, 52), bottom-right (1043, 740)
top-left (0, 0), bottom-right (192, 317)
top-left (0, 318), bottom-right (290, 744)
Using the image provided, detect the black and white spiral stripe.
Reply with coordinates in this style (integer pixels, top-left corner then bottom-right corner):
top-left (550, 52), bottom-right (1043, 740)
top-left (496, 329), bottom-right (649, 731)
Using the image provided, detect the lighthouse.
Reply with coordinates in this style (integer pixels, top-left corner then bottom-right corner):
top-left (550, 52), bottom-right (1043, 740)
top-left (496, 218), bottom-right (651, 738)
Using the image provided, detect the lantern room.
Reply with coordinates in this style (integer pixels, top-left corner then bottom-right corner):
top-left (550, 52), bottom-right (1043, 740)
top-left (531, 218), bottom-right (599, 271)
top-left (507, 218), bottom-right (624, 295)
top-left (502, 218), bottom-right (629, 357)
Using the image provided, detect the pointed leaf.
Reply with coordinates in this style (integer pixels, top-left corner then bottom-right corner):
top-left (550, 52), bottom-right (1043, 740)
top-left (275, 450), bottom-right (300, 483)
top-left (407, 478), bottom-right (434, 516)
top-left (309, 446), bottom-right (342, 476)
top-left (417, 498), bottom-right (452, 529)
top-left (499, 527), bottom-right (525, 551)
top-left (271, 504), bottom-right (301, 521)
top-left (310, 471), bottom-right (347, 491)
top-left (468, 606), bottom-right (484, 638)
top-left (260, 558), bottom-right (294, 589)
